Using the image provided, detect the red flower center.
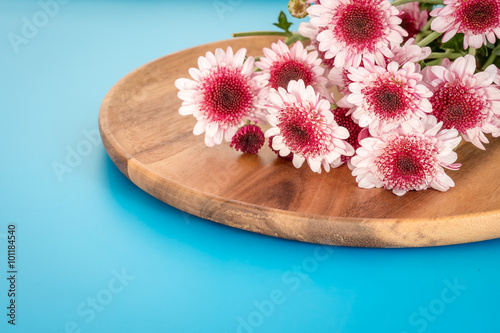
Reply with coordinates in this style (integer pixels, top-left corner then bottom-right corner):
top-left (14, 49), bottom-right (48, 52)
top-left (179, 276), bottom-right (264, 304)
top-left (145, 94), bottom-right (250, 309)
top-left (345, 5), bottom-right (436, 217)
top-left (457, 0), bottom-right (500, 34)
top-left (366, 80), bottom-right (409, 121)
top-left (201, 67), bottom-right (253, 126)
top-left (278, 106), bottom-right (328, 157)
top-left (429, 82), bottom-right (487, 133)
top-left (375, 135), bottom-right (438, 191)
top-left (269, 59), bottom-right (313, 90)
top-left (395, 153), bottom-right (421, 176)
top-left (334, 1), bottom-right (385, 52)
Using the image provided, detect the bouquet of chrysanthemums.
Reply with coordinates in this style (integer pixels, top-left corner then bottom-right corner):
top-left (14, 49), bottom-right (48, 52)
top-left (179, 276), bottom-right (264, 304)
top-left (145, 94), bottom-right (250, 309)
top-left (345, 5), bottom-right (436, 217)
top-left (175, 0), bottom-right (500, 196)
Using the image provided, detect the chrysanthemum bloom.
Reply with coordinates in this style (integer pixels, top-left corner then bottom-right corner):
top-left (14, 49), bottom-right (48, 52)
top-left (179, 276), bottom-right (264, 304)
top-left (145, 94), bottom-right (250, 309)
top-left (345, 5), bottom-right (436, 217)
top-left (396, 3), bottom-right (428, 41)
top-left (289, 0), bottom-right (310, 18)
top-left (256, 40), bottom-right (327, 96)
top-left (430, 0), bottom-right (500, 49)
top-left (343, 60), bottom-right (432, 136)
top-left (265, 80), bottom-right (354, 173)
top-left (308, 0), bottom-right (407, 68)
top-left (175, 47), bottom-right (267, 147)
top-left (332, 107), bottom-right (367, 167)
top-left (230, 125), bottom-right (265, 154)
top-left (423, 55), bottom-right (500, 149)
top-left (351, 116), bottom-right (462, 196)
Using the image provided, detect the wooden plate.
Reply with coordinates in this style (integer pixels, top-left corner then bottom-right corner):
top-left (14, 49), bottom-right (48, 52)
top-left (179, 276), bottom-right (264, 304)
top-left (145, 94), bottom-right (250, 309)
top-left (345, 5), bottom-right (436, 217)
top-left (99, 36), bottom-right (500, 248)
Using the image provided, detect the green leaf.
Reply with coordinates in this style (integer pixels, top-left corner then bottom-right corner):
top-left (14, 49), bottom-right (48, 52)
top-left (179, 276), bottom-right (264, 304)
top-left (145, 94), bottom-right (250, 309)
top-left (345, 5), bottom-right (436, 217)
top-left (273, 11), bottom-right (293, 34)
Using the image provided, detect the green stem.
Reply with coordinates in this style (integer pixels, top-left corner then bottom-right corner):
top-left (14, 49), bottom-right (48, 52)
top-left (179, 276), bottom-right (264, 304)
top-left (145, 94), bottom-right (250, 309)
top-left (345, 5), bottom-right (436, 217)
top-left (482, 54), bottom-right (497, 70)
top-left (391, 0), bottom-right (443, 6)
top-left (468, 48), bottom-right (476, 56)
top-left (421, 17), bottom-right (433, 34)
top-left (232, 31), bottom-right (291, 38)
top-left (415, 30), bottom-right (431, 43)
top-left (426, 52), bottom-right (462, 60)
top-left (417, 31), bottom-right (442, 47)
top-left (482, 46), bottom-right (500, 70)
top-left (425, 58), bottom-right (444, 66)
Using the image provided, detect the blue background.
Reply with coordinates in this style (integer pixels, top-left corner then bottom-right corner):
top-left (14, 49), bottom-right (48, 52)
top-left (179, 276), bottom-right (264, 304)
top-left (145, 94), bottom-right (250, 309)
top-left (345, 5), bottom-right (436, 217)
top-left (1, 0), bottom-right (499, 332)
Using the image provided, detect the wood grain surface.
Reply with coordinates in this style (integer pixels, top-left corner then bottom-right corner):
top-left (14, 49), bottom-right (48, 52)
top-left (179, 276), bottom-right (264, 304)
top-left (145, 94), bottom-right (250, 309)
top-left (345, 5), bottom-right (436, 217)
top-left (99, 36), bottom-right (500, 248)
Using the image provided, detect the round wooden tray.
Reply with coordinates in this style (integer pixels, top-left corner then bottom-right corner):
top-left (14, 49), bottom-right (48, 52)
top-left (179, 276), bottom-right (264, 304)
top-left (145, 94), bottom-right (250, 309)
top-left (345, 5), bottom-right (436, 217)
top-left (99, 36), bottom-right (500, 248)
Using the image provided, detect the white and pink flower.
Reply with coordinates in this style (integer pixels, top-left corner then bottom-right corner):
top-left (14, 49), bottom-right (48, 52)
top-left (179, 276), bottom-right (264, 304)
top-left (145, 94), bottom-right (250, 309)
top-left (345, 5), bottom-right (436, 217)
top-left (431, 0), bottom-right (500, 49)
top-left (265, 80), bottom-right (354, 173)
top-left (351, 116), bottom-right (462, 196)
top-left (256, 40), bottom-right (327, 96)
top-left (307, 0), bottom-right (408, 68)
top-left (423, 55), bottom-right (500, 149)
top-left (175, 47), bottom-right (267, 147)
top-left (341, 60), bottom-right (432, 136)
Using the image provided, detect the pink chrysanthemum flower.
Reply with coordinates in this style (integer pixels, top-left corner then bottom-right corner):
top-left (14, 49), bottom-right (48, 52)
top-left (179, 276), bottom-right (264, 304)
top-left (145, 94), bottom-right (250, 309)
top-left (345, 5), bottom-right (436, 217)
top-left (256, 40), bottom-right (327, 96)
top-left (342, 60), bottom-right (432, 136)
top-left (351, 116), bottom-right (462, 196)
top-left (265, 80), bottom-right (354, 173)
top-left (396, 3), bottom-right (428, 41)
top-left (431, 0), bottom-right (500, 49)
top-left (175, 47), bottom-right (267, 147)
top-left (230, 125), bottom-right (265, 154)
top-left (308, 0), bottom-right (407, 68)
top-left (423, 55), bottom-right (500, 149)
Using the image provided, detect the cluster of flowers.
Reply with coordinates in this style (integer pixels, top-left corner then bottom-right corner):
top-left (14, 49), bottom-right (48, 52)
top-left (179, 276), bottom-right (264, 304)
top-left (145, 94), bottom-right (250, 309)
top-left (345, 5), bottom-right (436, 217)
top-left (176, 0), bottom-right (500, 196)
